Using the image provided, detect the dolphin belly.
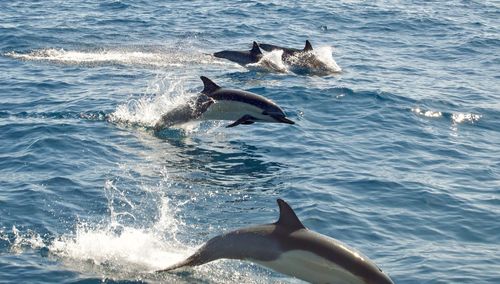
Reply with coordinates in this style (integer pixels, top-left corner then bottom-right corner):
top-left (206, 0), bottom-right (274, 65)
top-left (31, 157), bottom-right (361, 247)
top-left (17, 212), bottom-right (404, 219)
top-left (255, 250), bottom-right (366, 284)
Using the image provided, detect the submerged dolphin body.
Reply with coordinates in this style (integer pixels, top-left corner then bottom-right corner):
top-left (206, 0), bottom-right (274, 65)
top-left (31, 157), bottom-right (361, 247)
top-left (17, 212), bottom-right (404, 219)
top-left (154, 77), bottom-right (294, 130)
top-left (157, 199), bottom-right (394, 284)
top-left (213, 41), bottom-right (263, 66)
top-left (259, 40), bottom-right (314, 61)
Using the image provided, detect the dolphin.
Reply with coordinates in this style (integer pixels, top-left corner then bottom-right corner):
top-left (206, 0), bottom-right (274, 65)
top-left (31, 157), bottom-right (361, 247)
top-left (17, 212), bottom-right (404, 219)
top-left (259, 40), bottom-right (314, 60)
top-left (213, 41), bottom-right (263, 66)
top-left (157, 199), bottom-right (394, 284)
top-left (154, 76), bottom-right (294, 130)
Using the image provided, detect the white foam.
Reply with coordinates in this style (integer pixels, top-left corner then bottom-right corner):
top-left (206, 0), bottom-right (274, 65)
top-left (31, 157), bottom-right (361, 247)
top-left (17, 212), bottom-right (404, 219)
top-left (310, 46), bottom-right (342, 73)
top-left (292, 48), bottom-right (341, 75)
top-left (5, 225), bottom-right (45, 254)
top-left (257, 46), bottom-right (341, 75)
top-left (451, 112), bottom-right (481, 124)
top-left (246, 46), bottom-right (342, 75)
top-left (49, 224), bottom-right (189, 273)
top-left (412, 107), bottom-right (443, 118)
top-left (247, 50), bottom-right (288, 73)
top-left (5, 48), bottom-right (227, 67)
top-left (108, 76), bottom-right (198, 129)
top-left (46, 174), bottom-right (193, 276)
top-left (412, 107), bottom-right (481, 124)
top-left (0, 149), bottom-right (271, 282)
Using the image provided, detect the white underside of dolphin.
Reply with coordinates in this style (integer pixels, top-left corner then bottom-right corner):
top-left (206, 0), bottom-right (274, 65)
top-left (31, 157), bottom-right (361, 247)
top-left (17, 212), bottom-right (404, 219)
top-left (256, 250), bottom-right (365, 284)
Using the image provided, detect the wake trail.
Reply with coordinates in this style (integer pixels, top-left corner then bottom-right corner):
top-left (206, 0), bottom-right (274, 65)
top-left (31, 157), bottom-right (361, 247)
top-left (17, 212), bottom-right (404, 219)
top-left (5, 48), bottom-right (231, 68)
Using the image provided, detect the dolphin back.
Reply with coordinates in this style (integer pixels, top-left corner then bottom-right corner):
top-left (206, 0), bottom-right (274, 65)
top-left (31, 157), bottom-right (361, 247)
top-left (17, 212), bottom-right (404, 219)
top-left (213, 42), bottom-right (262, 66)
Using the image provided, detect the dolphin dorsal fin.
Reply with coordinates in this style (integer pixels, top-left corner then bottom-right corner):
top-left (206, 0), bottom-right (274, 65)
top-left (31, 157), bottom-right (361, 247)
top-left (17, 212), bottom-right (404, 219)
top-left (200, 76), bottom-right (221, 95)
top-left (304, 40), bottom-right (313, 51)
top-left (275, 199), bottom-right (305, 231)
top-left (250, 41), bottom-right (262, 56)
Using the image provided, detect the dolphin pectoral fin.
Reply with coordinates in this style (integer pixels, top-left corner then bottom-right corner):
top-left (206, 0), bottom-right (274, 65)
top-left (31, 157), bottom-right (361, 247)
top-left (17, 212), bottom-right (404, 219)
top-left (226, 115), bottom-right (255, 128)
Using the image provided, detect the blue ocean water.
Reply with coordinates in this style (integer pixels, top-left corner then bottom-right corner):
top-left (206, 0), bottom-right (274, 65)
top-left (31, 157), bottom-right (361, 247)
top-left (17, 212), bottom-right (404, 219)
top-left (1, 0), bottom-right (499, 283)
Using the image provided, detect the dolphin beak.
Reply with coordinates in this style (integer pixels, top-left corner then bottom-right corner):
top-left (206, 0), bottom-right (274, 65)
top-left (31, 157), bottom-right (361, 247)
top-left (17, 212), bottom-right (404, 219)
top-left (273, 115), bottom-right (295, 125)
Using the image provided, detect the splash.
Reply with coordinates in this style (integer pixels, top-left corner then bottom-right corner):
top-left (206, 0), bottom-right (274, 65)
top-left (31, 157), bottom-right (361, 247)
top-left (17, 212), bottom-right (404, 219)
top-left (5, 48), bottom-right (227, 68)
top-left (0, 226), bottom-right (45, 254)
top-left (49, 210), bottom-right (189, 274)
top-left (47, 168), bottom-right (193, 279)
top-left (108, 76), bottom-right (198, 130)
top-left (287, 46), bottom-right (342, 75)
top-left (0, 156), bottom-right (273, 282)
top-left (247, 50), bottom-right (288, 73)
top-left (248, 45), bottom-right (341, 75)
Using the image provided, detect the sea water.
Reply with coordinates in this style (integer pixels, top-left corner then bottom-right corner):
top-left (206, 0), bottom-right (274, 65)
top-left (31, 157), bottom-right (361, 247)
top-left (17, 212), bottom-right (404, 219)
top-left (1, 1), bottom-right (499, 283)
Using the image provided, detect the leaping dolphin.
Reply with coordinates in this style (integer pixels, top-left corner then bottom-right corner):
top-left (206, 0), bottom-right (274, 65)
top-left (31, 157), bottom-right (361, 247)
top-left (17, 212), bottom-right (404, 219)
top-left (259, 40), bottom-right (314, 60)
top-left (154, 77), bottom-right (294, 131)
top-left (157, 199), bottom-right (394, 284)
top-left (213, 41), bottom-right (263, 66)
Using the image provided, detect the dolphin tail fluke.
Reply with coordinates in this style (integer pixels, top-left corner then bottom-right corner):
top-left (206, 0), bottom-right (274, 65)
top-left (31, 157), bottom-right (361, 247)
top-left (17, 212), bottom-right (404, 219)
top-left (200, 76), bottom-right (221, 95)
top-left (304, 40), bottom-right (313, 51)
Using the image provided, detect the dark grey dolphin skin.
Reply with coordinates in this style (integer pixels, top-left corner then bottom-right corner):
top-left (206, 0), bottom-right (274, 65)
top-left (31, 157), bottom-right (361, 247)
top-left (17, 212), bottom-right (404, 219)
top-left (213, 41), bottom-right (263, 66)
top-left (157, 199), bottom-right (394, 284)
top-left (154, 76), bottom-right (294, 130)
top-left (259, 40), bottom-right (313, 60)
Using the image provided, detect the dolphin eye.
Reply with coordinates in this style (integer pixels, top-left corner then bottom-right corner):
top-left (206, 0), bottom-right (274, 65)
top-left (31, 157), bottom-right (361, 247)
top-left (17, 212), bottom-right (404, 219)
top-left (262, 111), bottom-right (269, 115)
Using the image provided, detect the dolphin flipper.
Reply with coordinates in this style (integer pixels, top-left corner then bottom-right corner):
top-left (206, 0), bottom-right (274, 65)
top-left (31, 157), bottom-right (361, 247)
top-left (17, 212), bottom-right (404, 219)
top-left (226, 115), bottom-right (255, 128)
